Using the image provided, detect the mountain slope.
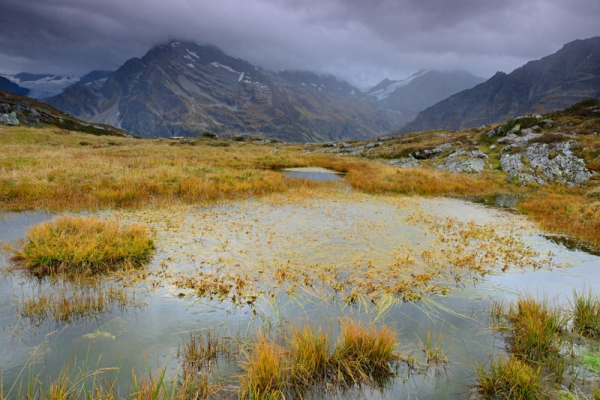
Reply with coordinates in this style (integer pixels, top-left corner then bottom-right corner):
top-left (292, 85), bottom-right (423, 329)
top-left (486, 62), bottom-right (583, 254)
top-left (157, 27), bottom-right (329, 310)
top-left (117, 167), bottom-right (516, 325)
top-left (47, 41), bottom-right (390, 142)
top-left (399, 37), bottom-right (600, 133)
top-left (0, 76), bottom-right (29, 96)
top-left (0, 89), bottom-right (132, 137)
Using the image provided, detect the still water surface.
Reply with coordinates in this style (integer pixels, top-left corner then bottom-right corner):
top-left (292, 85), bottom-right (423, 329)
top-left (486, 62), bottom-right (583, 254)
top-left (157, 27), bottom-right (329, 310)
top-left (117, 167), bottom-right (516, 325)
top-left (1, 187), bottom-right (598, 398)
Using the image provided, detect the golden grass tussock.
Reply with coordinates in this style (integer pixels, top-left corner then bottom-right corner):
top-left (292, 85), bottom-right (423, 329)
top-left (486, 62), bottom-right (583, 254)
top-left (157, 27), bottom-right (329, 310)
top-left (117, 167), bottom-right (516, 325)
top-left (504, 294), bottom-right (565, 361)
top-left (240, 321), bottom-right (400, 398)
top-left (330, 319), bottom-right (398, 385)
top-left (571, 287), bottom-right (600, 338)
top-left (240, 334), bottom-right (287, 399)
top-left (288, 325), bottom-right (331, 385)
top-left (476, 356), bottom-right (543, 400)
top-left (12, 216), bottom-right (155, 276)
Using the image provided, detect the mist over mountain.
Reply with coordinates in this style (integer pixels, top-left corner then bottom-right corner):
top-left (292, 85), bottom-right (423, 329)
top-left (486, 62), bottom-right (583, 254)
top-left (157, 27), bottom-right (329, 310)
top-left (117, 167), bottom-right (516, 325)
top-left (367, 70), bottom-right (485, 127)
top-left (2, 73), bottom-right (80, 99)
top-left (399, 37), bottom-right (600, 133)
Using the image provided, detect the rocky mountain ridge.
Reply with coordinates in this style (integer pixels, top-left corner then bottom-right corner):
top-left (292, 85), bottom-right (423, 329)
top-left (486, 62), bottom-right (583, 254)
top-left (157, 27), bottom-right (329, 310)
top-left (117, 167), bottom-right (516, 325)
top-left (45, 40), bottom-right (484, 142)
top-left (367, 69), bottom-right (485, 127)
top-left (47, 41), bottom-right (392, 142)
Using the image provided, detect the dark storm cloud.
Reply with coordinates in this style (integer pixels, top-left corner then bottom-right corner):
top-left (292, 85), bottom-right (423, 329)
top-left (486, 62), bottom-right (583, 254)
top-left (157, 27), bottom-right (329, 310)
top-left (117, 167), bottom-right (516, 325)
top-left (1, 0), bottom-right (599, 88)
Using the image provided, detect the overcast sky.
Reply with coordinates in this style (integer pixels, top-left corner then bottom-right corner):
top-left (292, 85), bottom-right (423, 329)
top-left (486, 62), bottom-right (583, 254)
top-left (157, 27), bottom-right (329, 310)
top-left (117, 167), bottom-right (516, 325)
top-left (1, 0), bottom-right (599, 89)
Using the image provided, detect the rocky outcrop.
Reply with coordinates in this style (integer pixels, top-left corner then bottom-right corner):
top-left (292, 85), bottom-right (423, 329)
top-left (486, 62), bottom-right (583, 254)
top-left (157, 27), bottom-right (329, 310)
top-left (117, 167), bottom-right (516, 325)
top-left (0, 111), bottom-right (19, 125)
top-left (438, 149), bottom-right (489, 173)
top-left (388, 157), bottom-right (419, 168)
top-left (500, 142), bottom-right (592, 186)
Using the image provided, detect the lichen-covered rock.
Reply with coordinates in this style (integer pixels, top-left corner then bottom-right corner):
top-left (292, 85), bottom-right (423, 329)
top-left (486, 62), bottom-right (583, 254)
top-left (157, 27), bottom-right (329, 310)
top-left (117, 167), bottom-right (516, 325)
top-left (439, 156), bottom-right (487, 173)
top-left (0, 111), bottom-right (19, 126)
top-left (500, 141), bottom-right (592, 185)
top-left (388, 157), bottom-right (419, 168)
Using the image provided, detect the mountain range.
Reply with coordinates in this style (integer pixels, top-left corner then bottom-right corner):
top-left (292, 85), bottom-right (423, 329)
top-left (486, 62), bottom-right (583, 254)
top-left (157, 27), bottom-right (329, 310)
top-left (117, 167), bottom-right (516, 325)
top-left (3, 36), bottom-right (600, 141)
top-left (399, 37), bottom-right (600, 133)
top-left (44, 41), bottom-right (482, 142)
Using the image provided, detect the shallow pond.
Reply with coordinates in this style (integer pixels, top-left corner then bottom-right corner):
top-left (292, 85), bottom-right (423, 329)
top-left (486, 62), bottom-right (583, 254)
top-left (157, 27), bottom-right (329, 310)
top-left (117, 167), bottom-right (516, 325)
top-left (1, 189), bottom-right (599, 398)
top-left (282, 167), bottom-right (343, 181)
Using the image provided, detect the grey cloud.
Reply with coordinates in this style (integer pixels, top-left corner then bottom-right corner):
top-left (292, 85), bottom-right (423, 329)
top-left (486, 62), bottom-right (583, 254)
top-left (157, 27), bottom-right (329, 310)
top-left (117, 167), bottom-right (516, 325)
top-left (1, 0), bottom-right (599, 88)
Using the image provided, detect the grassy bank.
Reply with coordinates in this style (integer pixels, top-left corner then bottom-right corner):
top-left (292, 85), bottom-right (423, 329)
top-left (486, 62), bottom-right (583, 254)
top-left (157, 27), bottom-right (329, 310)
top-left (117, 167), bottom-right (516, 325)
top-left (2, 125), bottom-right (599, 251)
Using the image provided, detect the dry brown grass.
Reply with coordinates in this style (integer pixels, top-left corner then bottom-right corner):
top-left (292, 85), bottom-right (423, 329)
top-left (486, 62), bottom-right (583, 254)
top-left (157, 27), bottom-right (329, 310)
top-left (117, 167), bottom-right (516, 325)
top-left (3, 124), bottom-right (600, 251)
top-left (0, 127), bottom-right (319, 211)
top-left (11, 216), bottom-right (155, 276)
top-left (517, 188), bottom-right (600, 249)
top-left (344, 163), bottom-right (506, 198)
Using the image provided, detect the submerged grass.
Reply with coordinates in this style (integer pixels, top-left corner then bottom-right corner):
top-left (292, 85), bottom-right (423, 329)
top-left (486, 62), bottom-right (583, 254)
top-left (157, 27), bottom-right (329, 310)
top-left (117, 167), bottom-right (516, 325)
top-left (12, 216), bottom-right (155, 276)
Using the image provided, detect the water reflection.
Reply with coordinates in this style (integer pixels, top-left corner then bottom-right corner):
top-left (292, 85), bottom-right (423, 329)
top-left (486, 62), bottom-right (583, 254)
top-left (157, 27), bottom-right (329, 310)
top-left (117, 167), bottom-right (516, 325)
top-left (0, 192), bottom-right (599, 398)
top-left (282, 167), bottom-right (343, 181)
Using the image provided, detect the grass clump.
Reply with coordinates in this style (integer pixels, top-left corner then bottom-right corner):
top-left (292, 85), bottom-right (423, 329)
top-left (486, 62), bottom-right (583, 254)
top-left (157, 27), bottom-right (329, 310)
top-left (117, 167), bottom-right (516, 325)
top-left (289, 325), bottom-right (331, 385)
top-left (240, 334), bottom-right (287, 400)
top-left (12, 216), bottom-right (154, 276)
top-left (330, 320), bottom-right (398, 385)
top-left (477, 356), bottom-right (543, 400)
top-left (240, 321), bottom-right (400, 398)
top-left (504, 294), bottom-right (565, 361)
top-left (571, 287), bottom-right (600, 338)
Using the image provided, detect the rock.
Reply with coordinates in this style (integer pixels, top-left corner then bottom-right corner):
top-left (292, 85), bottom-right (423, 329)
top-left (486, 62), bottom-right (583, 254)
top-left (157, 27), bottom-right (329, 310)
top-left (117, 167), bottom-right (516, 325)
top-left (388, 157), bottom-right (419, 168)
top-left (486, 129), bottom-right (497, 138)
top-left (416, 142), bottom-right (453, 159)
top-left (377, 135), bottom-right (393, 141)
top-left (497, 130), bottom-right (542, 145)
top-left (542, 119), bottom-right (554, 129)
top-left (0, 111), bottom-right (19, 126)
top-left (439, 157), bottom-right (487, 174)
top-left (510, 123), bottom-right (521, 133)
top-left (500, 141), bottom-right (592, 185)
top-left (490, 145), bottom-right (497, 150)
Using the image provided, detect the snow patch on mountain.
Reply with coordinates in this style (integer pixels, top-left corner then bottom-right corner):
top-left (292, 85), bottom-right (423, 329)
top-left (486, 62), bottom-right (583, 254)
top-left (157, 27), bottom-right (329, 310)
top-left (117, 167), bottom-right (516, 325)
top-left (186, 49), bottom-right (199, 59)
top-left (4, 74), bottom-right (80, 99)
top-left (369, 69), bottom-right (430, 100)
top-left (209, 62), bottom-right (239, 74)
